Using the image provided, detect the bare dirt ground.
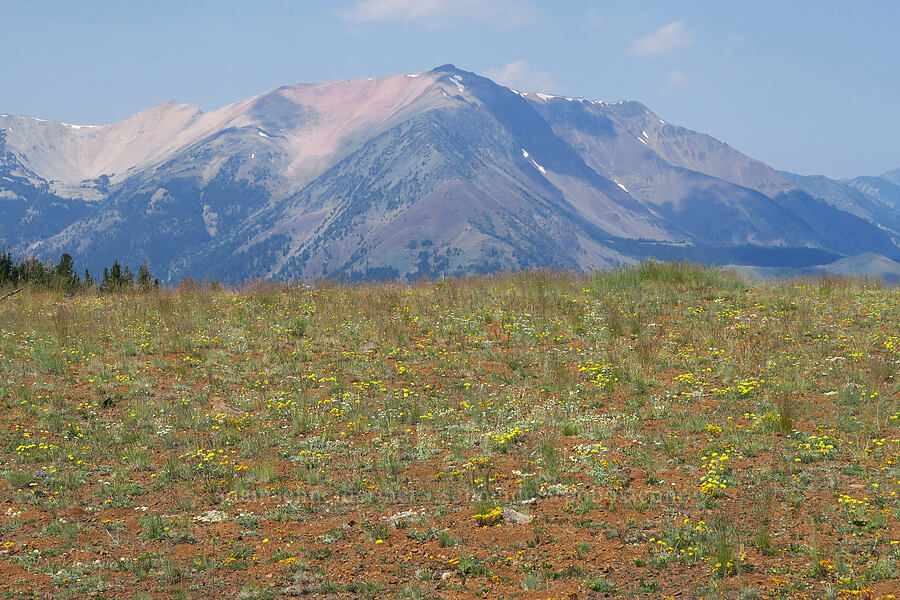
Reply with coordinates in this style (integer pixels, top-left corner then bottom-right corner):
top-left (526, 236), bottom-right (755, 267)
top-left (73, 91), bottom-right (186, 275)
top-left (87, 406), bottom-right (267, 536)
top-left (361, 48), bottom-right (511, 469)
top-left (0, 265), bottom-right (898, 599)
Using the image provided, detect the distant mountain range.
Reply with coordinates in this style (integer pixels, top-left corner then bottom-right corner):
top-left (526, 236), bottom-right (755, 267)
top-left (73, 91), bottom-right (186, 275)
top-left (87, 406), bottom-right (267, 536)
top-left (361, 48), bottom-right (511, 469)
top-left (2, 64), bottom-right (899, 283)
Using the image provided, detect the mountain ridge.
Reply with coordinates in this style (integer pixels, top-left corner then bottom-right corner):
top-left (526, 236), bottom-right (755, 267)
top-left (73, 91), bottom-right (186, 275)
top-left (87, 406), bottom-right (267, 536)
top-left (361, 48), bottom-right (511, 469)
top-left (2, 64), bottom-right (899, 283)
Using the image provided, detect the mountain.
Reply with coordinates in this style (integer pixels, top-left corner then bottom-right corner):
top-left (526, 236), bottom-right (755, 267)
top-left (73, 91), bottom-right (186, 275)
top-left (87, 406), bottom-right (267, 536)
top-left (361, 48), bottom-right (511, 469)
top-left (844, 173), bottom-right (900, 211)
top-left (881, 167), bottom-right (900, 186)
top-left (2, 65), bottom-right (899, 283)
top-left (783, 173), bottom-right (900, 232)
top-left (726, 252), bottom-right (900, 283)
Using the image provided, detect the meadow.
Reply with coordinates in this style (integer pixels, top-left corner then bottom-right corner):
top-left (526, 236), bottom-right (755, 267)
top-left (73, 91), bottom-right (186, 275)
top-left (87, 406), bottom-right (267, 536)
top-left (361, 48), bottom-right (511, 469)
top-left (0, 263), bottom-right (898, 599)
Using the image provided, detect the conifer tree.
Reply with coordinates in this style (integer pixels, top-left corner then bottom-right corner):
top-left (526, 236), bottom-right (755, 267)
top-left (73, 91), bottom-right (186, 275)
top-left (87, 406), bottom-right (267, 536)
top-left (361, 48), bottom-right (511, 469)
top-left (123, 265), bottom-right (135, 288)
top-left (53, 253), bottom-right (80, 293)
top-left (110, 261), bottom-right (123, 287)
top-left (137, 261), bottom-right (155, 292)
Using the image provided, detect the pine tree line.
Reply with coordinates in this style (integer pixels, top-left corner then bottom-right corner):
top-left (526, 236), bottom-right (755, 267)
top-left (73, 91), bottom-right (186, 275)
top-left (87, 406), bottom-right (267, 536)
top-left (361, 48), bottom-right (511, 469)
top-left (0, 251), bottom-right (159, 293)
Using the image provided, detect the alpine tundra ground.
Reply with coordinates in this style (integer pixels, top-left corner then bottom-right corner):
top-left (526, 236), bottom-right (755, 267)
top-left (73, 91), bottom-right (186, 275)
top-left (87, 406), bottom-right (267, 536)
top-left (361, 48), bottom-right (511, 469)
top-left (0, 263), bottom-right (898, 599)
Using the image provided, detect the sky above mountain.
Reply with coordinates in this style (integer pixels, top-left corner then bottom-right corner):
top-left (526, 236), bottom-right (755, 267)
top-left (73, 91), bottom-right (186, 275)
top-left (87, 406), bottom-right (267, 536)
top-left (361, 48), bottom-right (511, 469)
top-left (1, 0), bottom-right (897, 179)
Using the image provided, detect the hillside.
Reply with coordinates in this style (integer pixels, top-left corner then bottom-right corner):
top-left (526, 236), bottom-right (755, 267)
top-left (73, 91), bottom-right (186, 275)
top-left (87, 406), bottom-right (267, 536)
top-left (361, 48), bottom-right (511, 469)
top-left (2, 65), bottom-right (900, 282)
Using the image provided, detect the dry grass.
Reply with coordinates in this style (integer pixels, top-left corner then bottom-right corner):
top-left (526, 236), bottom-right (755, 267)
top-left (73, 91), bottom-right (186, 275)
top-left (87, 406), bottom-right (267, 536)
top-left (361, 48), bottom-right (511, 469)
top-left (0, 263), bottom-right (898, 598)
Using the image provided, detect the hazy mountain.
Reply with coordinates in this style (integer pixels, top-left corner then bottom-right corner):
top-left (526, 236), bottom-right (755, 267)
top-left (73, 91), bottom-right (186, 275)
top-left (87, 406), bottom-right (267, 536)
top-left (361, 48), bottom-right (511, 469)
top-left (726, 252), bottom-right (900, 284)
top-left (2, 65), bottom-right (899, 282)
top-left (844, 174), bottom-right (900, 211)
top-left (881, 168), bottom-right (900, 186)
top-left (782, 173), bottom-right (900, 233)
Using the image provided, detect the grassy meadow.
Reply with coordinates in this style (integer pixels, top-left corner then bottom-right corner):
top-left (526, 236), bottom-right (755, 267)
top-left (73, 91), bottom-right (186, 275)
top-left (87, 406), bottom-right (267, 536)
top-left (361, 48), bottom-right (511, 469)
top-left (0, 263), bottom-right (898, 599)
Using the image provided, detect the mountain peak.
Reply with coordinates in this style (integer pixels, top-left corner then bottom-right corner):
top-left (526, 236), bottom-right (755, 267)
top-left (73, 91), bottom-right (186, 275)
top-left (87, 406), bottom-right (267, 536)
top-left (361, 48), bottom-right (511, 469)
top-left (430, 63), bottom-right (466, 75)
top-left (881, 167), bottom-right (900, 185)
top-left (2, 66), bottom-right (899, 283)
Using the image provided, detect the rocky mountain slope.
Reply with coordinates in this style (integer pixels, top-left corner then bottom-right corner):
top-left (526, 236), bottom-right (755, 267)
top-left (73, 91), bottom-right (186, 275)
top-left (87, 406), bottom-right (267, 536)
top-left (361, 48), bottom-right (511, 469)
top-left (844, 173), bottom-right (900, 212)
top-left (2, 65), bottom-right (899, 282)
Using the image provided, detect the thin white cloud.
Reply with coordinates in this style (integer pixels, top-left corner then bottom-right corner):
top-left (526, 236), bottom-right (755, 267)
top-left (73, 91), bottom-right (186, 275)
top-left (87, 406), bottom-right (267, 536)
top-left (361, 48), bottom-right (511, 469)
top-left (584, 8), bottom-right (605, 28)
top-left (663, 70), bottom-right (690, 94)
top-left (338, 0), bottom-right (535, 29)
top-left (631, 21), bottom-right (693, 56)
top-left (483, 61), bottom-right (561, 93)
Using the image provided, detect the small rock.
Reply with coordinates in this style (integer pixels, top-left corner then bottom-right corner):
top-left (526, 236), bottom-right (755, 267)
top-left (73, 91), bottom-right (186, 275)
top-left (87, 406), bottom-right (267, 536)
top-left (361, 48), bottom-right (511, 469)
top-left (193, 510), bottom-right (227, 523)
top-left (210, 396), bottom-right (243, 418)
top-left (441, 571), bottom-right (455, 580)
top-left (627, 467), bottom-right (647, 482)
top-left (501, 507), bottom-right (533, 525)
top-left (383, 509), bottom-right (425, 526)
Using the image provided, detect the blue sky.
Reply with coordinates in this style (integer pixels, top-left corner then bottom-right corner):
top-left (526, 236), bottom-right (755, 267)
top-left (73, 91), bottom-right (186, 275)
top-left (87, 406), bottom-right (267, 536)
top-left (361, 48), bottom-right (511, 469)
top-left (2, 0), bottom-right (897, 178)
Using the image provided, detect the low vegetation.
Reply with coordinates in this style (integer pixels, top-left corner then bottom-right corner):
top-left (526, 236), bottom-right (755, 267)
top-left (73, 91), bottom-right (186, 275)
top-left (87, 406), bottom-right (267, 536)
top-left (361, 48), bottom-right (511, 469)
top-left (0, 262), bottom-right (897, 598)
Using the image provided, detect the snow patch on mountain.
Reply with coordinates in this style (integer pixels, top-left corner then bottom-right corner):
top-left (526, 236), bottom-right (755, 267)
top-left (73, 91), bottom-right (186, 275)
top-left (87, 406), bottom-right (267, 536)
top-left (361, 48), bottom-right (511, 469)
top-left (450, 75), bottom-right (465, 92)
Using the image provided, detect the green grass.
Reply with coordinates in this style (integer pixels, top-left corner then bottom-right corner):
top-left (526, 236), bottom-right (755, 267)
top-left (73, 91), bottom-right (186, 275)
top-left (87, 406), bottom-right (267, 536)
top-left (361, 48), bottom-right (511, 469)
top-left (0, 262), bottom-right (897, 598)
